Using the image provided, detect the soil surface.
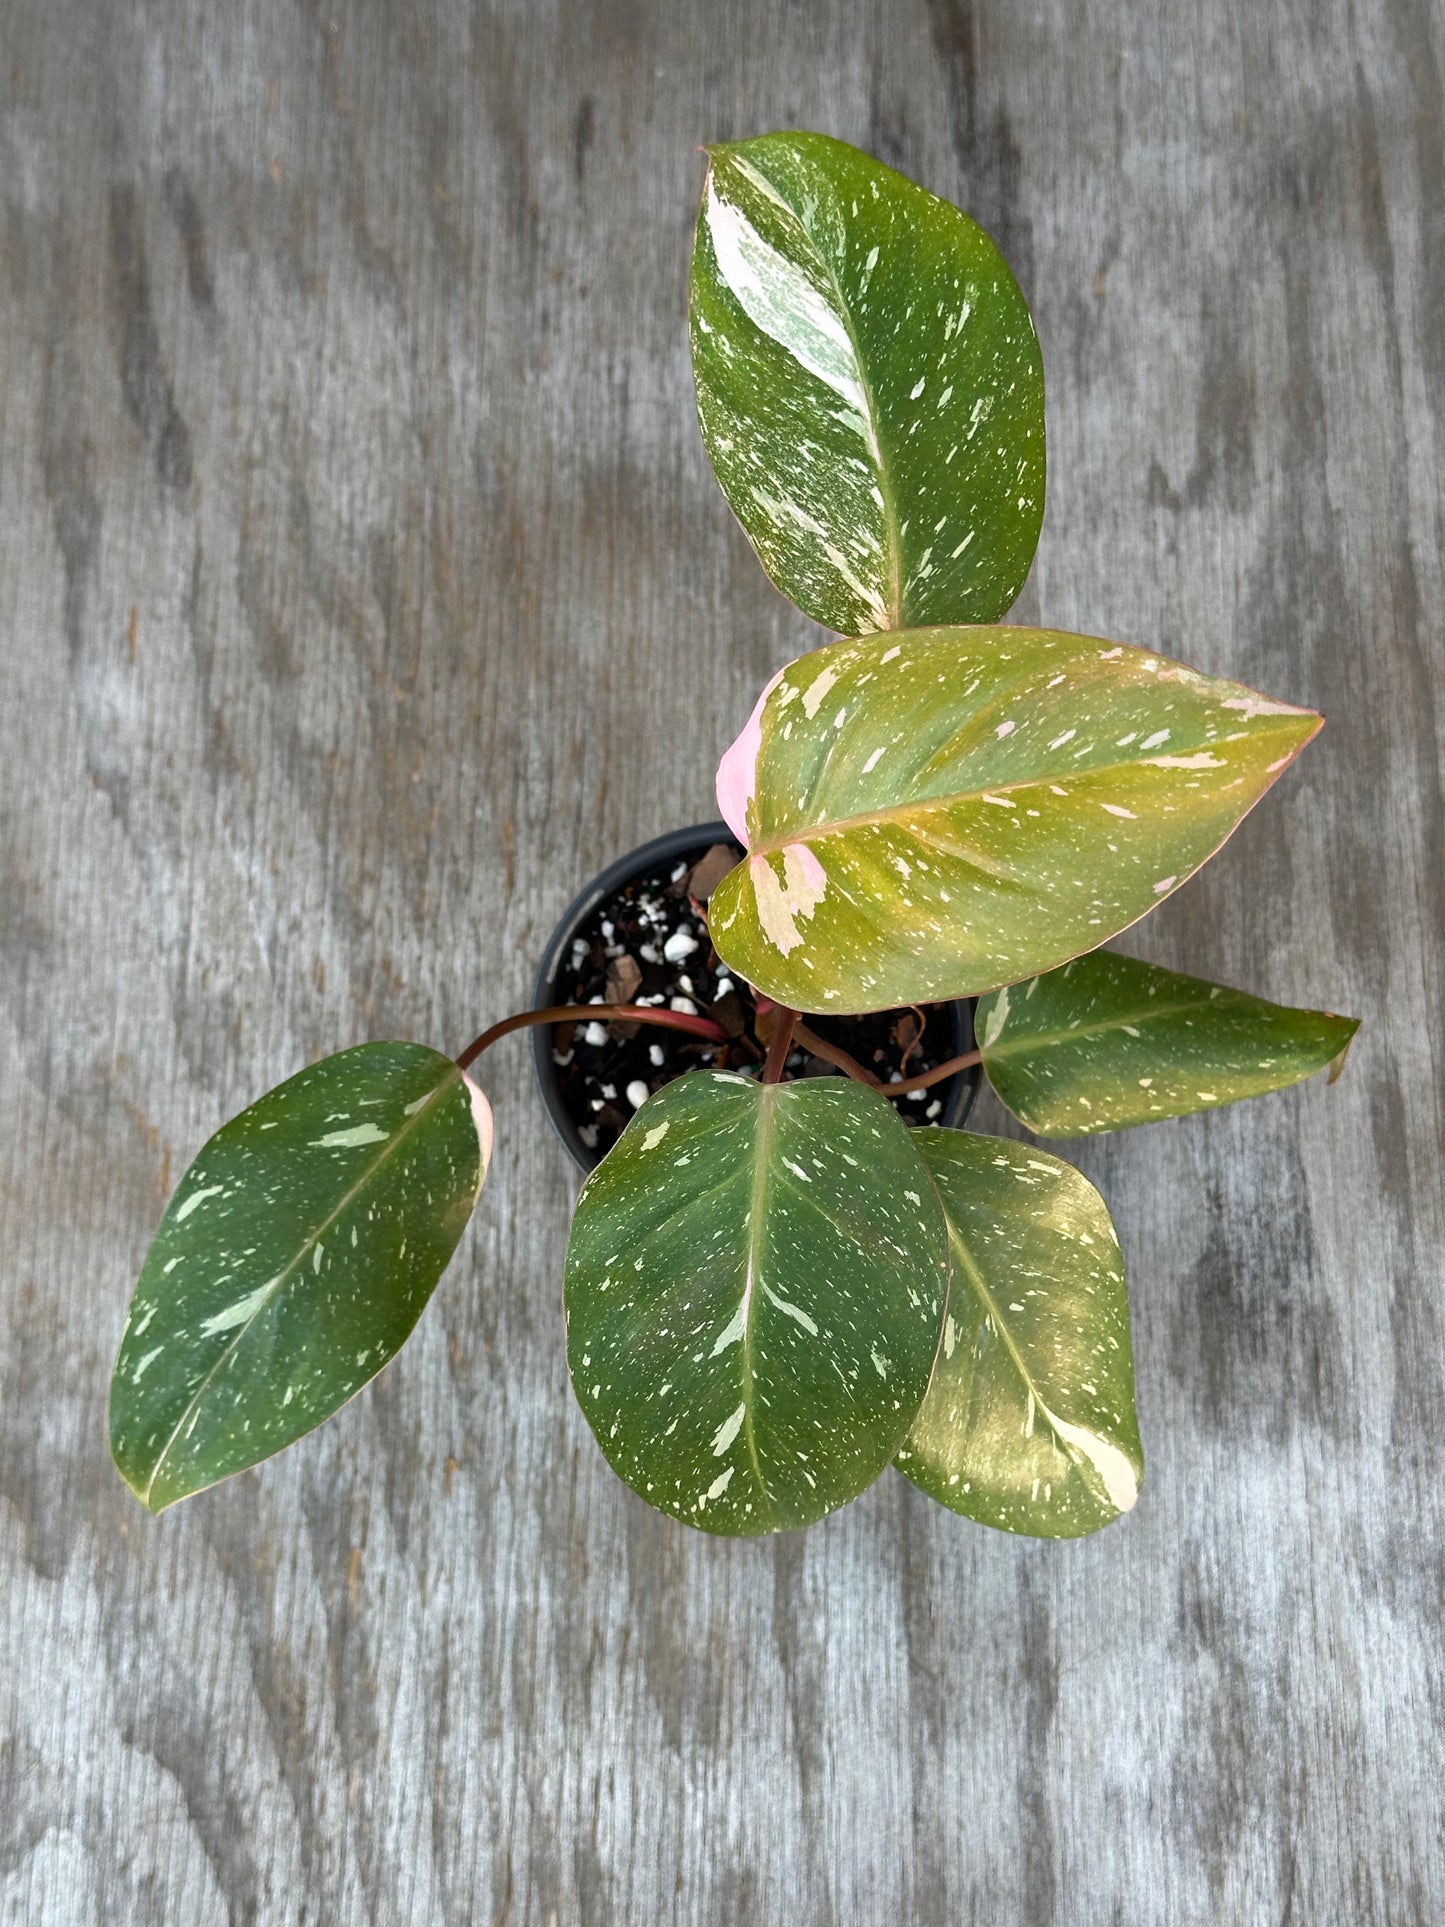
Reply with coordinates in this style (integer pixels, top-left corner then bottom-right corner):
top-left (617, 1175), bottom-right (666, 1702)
top-left (549, 840), bottom-right (969, 1159)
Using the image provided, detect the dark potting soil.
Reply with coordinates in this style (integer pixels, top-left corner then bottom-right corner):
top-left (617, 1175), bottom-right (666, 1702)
top-left (549, 840), bottom-right (966, 1160)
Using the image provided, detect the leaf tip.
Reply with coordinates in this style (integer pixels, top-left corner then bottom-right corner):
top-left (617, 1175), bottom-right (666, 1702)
top-left (109, 1445), bottom-right (160, 1514)
top-left (1327, 1019), bottom-right (1360, 1084)
top-left (1270, 703), bottom-right (1324, 762)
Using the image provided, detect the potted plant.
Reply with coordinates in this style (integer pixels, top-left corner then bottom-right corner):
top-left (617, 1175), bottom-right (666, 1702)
top-left (109, 132), bottom-right (1355, 1541)
top-left (528, 820), bottom-right (981, 1172)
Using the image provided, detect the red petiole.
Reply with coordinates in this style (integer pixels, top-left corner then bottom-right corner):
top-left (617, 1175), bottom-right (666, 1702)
top-left (458, 1000), bottom-right (980, 1103)
top-left (456, 1003), bottom-right (727, 1073)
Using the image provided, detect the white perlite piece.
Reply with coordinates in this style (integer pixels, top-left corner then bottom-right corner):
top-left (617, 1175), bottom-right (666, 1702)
top-left (625, 1081), bottom-right (650, 1109)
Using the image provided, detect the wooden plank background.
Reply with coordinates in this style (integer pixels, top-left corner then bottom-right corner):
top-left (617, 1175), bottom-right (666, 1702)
top-left (3, 1), bottom-right (1441, 1920)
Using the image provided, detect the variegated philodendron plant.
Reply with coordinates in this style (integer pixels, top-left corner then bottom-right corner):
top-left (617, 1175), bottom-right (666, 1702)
top-left (111, 133), bottom-right (1356, 1540)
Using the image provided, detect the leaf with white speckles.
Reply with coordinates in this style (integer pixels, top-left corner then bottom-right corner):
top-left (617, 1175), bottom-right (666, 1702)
top-left (110, 1042), bottom-right (492, 1513)
top-left (895, 1129), bottom-right (1142, 1538)
top-left (563, 1070), bottom-right (947, 1536)
top-left (978, 949), bottom-right (1359, 1135)
top-left (708, 625), bottom-right (1320, 1011)
top-left (691, 132), bottom-right (1044, 635)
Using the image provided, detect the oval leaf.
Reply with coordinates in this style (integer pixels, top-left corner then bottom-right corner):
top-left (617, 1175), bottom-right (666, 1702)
top-left (110, 1042), bottom-right (492, 1512)
top-left (709, 625), bottom-right (1320, 1011)
top-left (896, 1128), bottom-right (1142, 1538)
top-left (564, 1069), bottom-right (947, 1535)
top-left (691, 132), bottom-right (1045, 635)
top-left (978, 949), bottom-right (1359, 1135)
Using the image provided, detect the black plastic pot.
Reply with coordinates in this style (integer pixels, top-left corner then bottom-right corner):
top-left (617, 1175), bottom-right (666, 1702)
top-left (532, 821), bottom-right (980, 1173)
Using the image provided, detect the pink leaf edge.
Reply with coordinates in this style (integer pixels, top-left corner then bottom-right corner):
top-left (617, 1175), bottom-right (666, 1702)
top-left (715, 669), bottom-right (783, 844)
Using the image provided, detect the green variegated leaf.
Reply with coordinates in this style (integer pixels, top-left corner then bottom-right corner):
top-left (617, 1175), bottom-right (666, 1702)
top-left (896, 1128), bottom-right (1141, 1538)
top-left (709, 625), bottom-right (1320, 1012)
top-left (563, 1069), bottom-right (947, 1536)
top-left (691, 131), bottom-right (1044, 635)
top-left (110, 1043), bottom-right (492, 1512)
top-left (977, 949), bottom-right (1359, 1135)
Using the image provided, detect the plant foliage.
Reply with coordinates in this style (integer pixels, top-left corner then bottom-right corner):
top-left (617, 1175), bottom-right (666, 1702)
top-left (707, 624), bottom-right (1319, 1011)
top-left (564, 1071), bottom-right (947, 1532)
top-left (109, 133), bottom-right (1353, 1546)
top-left (976, 950), bottom-right (1358, 1136)
top-left (691, 131), bottom-right (1045, 635)
top-left (895, 1129), bottom-right (1142, 1537)
top-left (110, 1045), bottom-right (490, 1511)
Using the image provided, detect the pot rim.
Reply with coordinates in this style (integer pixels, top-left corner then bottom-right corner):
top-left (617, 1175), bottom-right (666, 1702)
top-left (531, 821), bottom-right (979, 1174)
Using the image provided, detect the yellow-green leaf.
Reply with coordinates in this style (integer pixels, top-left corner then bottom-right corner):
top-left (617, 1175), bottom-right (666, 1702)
top-left (978, 949), bottom-right (1359, 1134)
top-left (709, 625), bottom-right (1320, 1012)
top-left (691, 132), bottom-right (1044, 634)
top-left (896, 1129), bottom-right (1142, 1539)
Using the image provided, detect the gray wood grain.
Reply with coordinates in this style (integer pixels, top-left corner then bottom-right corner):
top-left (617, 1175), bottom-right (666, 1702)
top-left (2, 1), bottom-right (1441, 1920)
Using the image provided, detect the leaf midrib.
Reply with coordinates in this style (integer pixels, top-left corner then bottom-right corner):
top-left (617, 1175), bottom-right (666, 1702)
top-left (752, 722), bottom-right (1305, 860)
top-left (826, 277), bottom-right (902, 626)
top-left (983, 995), bottom-right (1233, 1060)
top-left (939, 1209), bottom-right (1100, 1501)
top-left (739, 1084), bottom-right (779, 1523)
top-left (729, 153), bottom-right (903, 626)
top-left (139, 1064), bottom-right (465, 1508)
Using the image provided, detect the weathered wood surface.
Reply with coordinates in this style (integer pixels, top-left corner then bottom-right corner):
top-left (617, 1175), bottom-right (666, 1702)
top-left (2, 0), bottom-right (1441, 1919)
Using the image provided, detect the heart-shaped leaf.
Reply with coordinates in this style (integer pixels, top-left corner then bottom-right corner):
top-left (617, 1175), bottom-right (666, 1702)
top-left (564, 1069), bottom-right (947, 1535)
top-left (708, 625), bottom-right (1320, 1011)
top-left (978, 949), bottom-right (1359, 1135)
top-left (896, 1128), bottom-right (1142, 1538)
top-left (691, 132), bottom-right (1045, 635)
top-left (110, 1042), bottom-right (492, 1512)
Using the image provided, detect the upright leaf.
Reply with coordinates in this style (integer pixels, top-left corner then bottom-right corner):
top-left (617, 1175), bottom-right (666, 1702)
top-left (564, 1070), bottom-right (947, 1535)
top-left (110, 1042), bottom-right (492, 1512)
top-left (896, 1129), bottom-right (1142, 1538)
top-left (691, 131), bottom-right (1045, 634)
top-left (978, 949), bottom-right (1359, 1134)
top-left (708, 625), bottom-right (1320, 1011)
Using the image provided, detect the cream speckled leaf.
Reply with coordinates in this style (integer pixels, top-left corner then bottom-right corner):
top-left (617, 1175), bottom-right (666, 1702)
top-left (977, 949), bottom-right (1359, 1134)
top-left (708, 625), bottom-right (1321, 1012)
top-left (563, 1070), bottom-right (947, 1536)
top-left (895, 1128), bottom-right (1141, 1538)
top-left (691, 131), bottom-right (1044, 635)
top-left (110, 1042), bottom-right (492, 1513)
